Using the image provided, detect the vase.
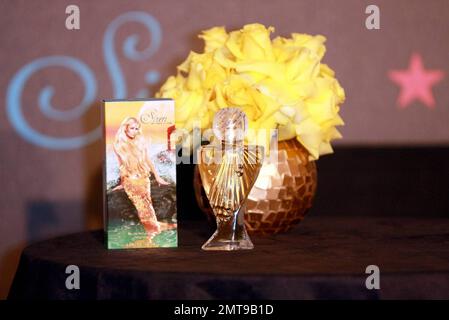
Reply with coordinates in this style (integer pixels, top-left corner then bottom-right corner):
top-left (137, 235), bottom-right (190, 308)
top-left (194, 138), bottom-right (317, 236)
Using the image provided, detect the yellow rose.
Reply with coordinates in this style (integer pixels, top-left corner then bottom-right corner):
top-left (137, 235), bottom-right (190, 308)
top-left (199, 26), bottom-right (228, 52)
top-left (240, 23), bottom-right (275, 61)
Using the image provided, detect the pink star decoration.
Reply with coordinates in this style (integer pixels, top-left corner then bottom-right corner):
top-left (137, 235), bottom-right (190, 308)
top-left (388, 53), bottom-right (444, 109)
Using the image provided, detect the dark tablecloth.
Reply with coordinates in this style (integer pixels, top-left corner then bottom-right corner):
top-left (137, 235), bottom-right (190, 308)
top-left (8, 217), bottom-right (449, 299)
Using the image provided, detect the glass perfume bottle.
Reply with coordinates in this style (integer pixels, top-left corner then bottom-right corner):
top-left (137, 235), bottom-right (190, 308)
top-left (198, 108), bottom-right (264, 250)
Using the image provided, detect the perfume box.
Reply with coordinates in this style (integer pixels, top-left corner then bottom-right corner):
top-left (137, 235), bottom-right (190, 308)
top-left (102, 99), bottom-right (177, 249)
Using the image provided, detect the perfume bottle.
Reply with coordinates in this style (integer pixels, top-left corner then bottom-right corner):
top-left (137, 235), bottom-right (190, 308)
top-left (198, 108), bottom-right (264, 250)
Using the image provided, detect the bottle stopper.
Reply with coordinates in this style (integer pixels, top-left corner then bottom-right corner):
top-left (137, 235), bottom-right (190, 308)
top-left (213, 108), bottom-right (248, 143)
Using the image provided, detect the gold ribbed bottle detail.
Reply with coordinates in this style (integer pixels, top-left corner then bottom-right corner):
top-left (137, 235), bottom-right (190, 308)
top-left (199, 144), bottom-right (263, 218)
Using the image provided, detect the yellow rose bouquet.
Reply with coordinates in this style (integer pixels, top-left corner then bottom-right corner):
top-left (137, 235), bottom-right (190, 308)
top-left (156, 23), bottom-right (345, 160)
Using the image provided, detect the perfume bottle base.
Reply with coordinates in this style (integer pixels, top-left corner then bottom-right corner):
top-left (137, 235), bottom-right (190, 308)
top-left (201, 211), bottom-right (255, 251)
top-left (201, 236), bottom-right (254, 251)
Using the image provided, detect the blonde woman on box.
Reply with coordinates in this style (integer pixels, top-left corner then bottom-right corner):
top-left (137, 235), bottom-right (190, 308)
top-left (112, 117), bottom-right (170, 239)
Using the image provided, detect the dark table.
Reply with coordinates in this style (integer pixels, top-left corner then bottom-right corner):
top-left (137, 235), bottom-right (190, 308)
top-left (8, 217), bottom-right (449, 299)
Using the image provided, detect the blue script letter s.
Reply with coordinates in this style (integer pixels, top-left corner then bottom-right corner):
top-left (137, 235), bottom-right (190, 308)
top-left (6, 56), bottom-right (99, 150)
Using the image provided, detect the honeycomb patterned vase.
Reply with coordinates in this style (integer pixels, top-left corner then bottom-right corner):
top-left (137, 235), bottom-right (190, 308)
top-left (194, 139), bottom-right (317, 236)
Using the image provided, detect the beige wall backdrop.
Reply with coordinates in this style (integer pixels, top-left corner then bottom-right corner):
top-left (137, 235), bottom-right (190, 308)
top-left (1, 0), bottom-right (449, 298)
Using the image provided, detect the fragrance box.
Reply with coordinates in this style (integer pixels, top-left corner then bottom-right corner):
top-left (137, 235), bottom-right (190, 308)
top-left (102, 99), bottom-right (177, 249)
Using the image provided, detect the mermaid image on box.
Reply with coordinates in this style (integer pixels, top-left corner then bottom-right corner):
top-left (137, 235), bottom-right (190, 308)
top-left (112, 116), bottom-right (172, 241)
